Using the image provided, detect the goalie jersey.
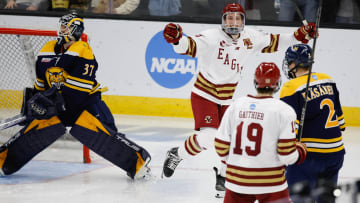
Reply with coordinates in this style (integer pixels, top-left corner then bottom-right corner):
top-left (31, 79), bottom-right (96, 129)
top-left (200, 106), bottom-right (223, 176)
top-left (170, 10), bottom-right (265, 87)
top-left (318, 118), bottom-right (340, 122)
top-left (215, 95), bottom-right (299, 194)
top-left (34, 40), bottom-right (101, 124)
top-left (280, 73), bottom-right (346, 158)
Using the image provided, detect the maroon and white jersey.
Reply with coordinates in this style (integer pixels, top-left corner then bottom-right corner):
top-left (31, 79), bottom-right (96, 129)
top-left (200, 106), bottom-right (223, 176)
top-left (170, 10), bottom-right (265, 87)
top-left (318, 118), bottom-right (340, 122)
top-left (215, 95), bottom-right (299, 194)
top-left (173, 27), bottom-right (298, 105)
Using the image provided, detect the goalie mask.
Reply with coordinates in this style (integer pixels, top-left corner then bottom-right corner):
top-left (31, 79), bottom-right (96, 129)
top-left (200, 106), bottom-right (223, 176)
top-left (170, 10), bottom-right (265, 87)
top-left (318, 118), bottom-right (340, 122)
top-left (221, 3), bottom-right (245, 35)
top-left (57, 12), bottom-right (84, 46)
top-left (283, 44), bottom-right (313, 79)
top-left (254, 62), bottom-right (281, 92)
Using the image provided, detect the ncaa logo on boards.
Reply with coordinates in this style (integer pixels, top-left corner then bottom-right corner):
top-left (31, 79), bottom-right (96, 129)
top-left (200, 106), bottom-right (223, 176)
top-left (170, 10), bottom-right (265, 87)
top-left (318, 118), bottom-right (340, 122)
top-left (145, 31), bottom-right (198, 89)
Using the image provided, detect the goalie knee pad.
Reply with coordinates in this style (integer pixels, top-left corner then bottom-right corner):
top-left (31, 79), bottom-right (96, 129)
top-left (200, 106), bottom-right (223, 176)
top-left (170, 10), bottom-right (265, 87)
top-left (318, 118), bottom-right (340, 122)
top-left (70, 110), bottom-right (151, 179)
top-left (0, 116), bottom-right (65, 175)
top-left (86, 100), bottom-right (117, 132)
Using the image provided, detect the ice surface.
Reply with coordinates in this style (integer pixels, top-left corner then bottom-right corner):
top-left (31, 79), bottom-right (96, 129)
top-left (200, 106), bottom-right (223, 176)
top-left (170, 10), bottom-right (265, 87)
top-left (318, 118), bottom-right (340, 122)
top-left (0, 115), bottom-right (359, 203)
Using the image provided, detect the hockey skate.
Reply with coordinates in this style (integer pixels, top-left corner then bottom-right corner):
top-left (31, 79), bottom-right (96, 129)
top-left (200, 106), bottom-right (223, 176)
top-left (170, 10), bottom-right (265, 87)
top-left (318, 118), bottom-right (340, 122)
top-left (131, 157), bottom-right (153, 180)
top-left (213, 167), bottom-right (225, 198)
top-left (162, 147), bottom-right (182, 178)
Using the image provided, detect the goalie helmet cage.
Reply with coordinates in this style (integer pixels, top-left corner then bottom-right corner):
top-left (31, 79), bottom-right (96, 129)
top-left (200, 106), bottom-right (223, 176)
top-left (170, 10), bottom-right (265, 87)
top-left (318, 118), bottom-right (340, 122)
top-left (0, 27), bottom-right (91, 163)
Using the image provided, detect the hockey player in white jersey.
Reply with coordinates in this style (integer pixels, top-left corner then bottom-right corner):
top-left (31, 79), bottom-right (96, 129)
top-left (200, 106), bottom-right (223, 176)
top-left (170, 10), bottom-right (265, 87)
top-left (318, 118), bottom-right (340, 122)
top-left (161, 2), bottom-right (315, 196)
top-left (214, 62), bottom-right (307, 202)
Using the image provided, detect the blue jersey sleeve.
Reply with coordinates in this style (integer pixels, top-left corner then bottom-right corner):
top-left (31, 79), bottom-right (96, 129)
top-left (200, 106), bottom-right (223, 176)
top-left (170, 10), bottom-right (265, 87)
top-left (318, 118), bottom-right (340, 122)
top-left (333, 83), bottom-right (345, 131)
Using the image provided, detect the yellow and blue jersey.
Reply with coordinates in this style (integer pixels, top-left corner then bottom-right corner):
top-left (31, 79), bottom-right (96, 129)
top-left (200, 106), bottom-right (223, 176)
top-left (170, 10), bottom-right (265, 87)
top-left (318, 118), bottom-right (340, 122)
top-left (280, 73), bottom-right (345, 158)
top-left (34, 40), bottom-right (102, 125)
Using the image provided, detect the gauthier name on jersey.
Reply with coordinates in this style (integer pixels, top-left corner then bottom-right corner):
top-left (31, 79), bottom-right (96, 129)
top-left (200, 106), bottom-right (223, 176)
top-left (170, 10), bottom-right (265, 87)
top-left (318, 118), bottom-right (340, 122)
top-left (238, 110), bottom-right (264, 120)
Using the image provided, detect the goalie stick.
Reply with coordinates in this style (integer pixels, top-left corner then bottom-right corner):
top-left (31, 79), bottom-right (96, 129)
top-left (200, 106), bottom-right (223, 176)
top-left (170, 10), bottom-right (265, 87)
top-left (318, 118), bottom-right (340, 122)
top-left (295, 0), bottom-right (323, 141)
top-left (0, 87), bottom-right (31, 131)
top-left (0, 114), bottom-right (26, 131)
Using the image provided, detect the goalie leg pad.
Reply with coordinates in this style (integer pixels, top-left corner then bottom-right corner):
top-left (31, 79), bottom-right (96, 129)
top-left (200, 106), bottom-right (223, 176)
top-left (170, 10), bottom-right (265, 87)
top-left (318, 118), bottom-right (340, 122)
top-left (70, 110), bottom-right (151, 179)
top-left (85, 99), bottom-right (118, 132)
top-left (0, 116), bottom-right (65, 175)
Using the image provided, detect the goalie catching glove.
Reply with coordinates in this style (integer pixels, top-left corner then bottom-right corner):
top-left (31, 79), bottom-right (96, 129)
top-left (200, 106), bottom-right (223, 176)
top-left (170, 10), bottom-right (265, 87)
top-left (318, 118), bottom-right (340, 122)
top-left (27, 87), bottom-right (66, 120)
top-left (163, 23), bottom-right (183, 44)
top-left (294, 22), bottom-right (317, 43)
top-left (295, 141), bottom-right (307, 165)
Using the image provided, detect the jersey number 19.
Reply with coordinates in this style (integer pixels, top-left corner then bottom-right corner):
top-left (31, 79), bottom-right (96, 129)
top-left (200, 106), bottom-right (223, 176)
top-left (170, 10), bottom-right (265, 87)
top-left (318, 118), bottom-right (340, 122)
top-left (234, 122), bottom-right (263, 156)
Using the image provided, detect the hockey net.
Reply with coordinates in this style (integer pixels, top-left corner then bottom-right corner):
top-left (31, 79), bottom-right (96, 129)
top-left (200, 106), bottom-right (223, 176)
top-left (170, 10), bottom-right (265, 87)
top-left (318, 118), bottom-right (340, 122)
top-left (0, 27), bottom-right (91, 163)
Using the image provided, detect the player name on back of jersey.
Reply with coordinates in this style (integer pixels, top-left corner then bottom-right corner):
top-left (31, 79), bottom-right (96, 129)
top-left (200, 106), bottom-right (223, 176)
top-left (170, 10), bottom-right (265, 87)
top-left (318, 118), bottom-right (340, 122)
top-left (238, 110), bottom-right (264, 120)
top-left (301, 84), bottom-right (334, 101)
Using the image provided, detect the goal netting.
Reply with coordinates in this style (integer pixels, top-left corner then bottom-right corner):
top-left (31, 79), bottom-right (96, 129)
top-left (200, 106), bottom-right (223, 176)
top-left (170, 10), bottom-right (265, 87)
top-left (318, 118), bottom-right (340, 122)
top-left (0, 28), bottom-right (91, 163)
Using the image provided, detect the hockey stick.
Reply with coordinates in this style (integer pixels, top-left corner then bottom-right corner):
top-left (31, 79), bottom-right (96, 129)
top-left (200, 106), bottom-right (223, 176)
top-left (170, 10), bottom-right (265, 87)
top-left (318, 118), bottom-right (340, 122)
top-left (290, 0), bottom-right (308, 25)
top-left (290, 0), bottom-right (311, 40)
top-left (298, 0), bottom-right (323, 141)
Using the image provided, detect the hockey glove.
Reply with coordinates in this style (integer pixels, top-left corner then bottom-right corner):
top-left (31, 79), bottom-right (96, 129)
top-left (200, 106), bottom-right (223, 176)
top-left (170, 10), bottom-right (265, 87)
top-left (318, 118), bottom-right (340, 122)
top-left (26, 87), bottom-right (65, 120)
top-left (294, 22), bottom-right (317, 43)
top-left (295, 141), bottom-right (307, 165)
top-left (163, 23), bottom-right (183, 44)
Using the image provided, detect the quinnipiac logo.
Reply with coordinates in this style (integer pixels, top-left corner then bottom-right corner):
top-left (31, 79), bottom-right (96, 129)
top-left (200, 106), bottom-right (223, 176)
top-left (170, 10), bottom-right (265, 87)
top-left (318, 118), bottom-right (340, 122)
top-left (145, 31), bottom-right (198, 89)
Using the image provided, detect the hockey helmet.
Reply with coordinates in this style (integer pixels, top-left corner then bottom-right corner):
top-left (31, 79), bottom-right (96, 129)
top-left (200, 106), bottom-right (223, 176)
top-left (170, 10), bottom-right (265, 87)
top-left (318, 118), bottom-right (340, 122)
top-left (283, 44), bottom-right (313, 79)
top-left (221, 3), bottom-right (245, 35)
top-left (254, 62), bottom-right (281, 92)
top-left (57, 11), bottom-right (84, 45)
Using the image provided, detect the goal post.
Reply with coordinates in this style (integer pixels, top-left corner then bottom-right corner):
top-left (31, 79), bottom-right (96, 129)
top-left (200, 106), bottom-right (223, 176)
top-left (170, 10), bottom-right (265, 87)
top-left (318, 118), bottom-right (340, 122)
top-left (0, 27), bottom-right (91, 163)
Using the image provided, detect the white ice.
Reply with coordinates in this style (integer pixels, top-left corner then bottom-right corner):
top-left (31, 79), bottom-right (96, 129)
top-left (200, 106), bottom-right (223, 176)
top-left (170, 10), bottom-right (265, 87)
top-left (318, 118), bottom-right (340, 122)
top-left (0, 115), bottom-right (359, 203)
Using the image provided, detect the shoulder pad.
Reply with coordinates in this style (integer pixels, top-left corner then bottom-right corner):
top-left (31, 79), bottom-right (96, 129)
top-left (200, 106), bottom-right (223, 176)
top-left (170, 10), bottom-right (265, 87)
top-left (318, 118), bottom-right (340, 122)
top-left (67, 41), bottom-right (94, 60)
top-left (280, 79), bottom-right (303, 98)
top-left (280, 73), bottom-right (334, 98)
top-left (197, 28), bottom-right (219, 38)
top-left (39, 40), bottom-right (57, 53)
top-left (312, 72), bottom-right (333, 81)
